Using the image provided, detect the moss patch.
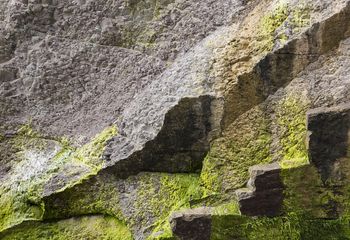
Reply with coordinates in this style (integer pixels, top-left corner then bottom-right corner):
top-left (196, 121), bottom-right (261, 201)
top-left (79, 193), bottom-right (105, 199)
top-left (276, 95), bottom-right (309, 169)
top-left (200, 106), bottom-right (272, 194)
top-left (0, 124), bottom-right (117, 233)
top-left (133, 173), bottom-right (201, 239)
top-left (42, 172), bottom-right (202, 240)
top-left (43, 174), bottom-right (124, 221)
top-left (0, 215), bottom-right (133, 240)
top-left (211, 213), bottom-right (350, 240)
top-left (281, 164), bottom-right (326, 217)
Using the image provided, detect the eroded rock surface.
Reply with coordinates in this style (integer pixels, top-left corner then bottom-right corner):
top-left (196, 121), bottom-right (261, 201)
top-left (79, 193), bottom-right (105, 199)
top-left (236, 162), bottom-right (284, 217)
top-left (2, 0), bottom-right (350, 239)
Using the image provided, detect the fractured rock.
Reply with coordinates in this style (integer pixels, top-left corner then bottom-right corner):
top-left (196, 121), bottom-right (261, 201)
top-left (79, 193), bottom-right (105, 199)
top-left (170, 207), bottom-right (212, 240)
top-left (236, 162), bottom-right (284, 217)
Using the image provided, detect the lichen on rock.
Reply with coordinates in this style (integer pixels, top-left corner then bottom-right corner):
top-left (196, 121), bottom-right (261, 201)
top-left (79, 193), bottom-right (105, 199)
top-left (0, 124), bottom-right (117, 232)
top-left (0, 215), bottom-right (133, 240)
top-left (2, 0), bottom-right (350, 239)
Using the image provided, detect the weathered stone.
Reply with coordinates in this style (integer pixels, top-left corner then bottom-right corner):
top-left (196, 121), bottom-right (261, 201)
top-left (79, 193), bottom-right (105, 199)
top-left (308, 103), bottom-right (350, 182)
top-left (2, 0), bottom-right (350, 239)
top-left (170, 207), bottom-right (212, 240)
top-left (104, 95), bottom-right (219, 178)
top-left (236, 162), bottom-right (284, 217)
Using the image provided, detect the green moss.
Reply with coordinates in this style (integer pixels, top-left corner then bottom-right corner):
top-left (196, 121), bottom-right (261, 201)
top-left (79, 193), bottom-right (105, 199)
top-left (276, 95), bottom-right (309, 169)
top-left (132, 173), bottom-right (201, 239)
top-left (257, 3), bottom-right (311, 52)
top-left (0, 125), bottom-right (117, 233)
top-left (0, 215), bottom-right (133, 240)
top-left (281, 164), bottom-right (326, 217)
top-left (279, 146), bottom-right (350, 219)
top-left (278, 102), bottom-right (350, 218)
top-left (212, 201), bottom-right (240, 216)
top-left (0, 190), bottom-right (45, 233)
top-left (199, 155), bottom-right (222, 196)
top-left (200, 107), bottom-right (272, 194)
top-left (0, 124), bottom-right (48, 232)
top-left (43, 174), bottom-right (124, 221)
top-left (71, 126), bottom-right (117, 169)
top-left (42, 172), bottom-right (202, 240)
top-left (211, 213), bottom-right (350, 240)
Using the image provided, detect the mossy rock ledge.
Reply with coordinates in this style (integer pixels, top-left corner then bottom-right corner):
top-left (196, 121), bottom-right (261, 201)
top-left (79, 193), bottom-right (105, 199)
top-left (1, 0), bottom-right (350, 239)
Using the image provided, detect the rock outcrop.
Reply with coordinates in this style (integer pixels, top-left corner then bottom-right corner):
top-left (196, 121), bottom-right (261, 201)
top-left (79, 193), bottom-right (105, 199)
top-left (1, 0), bottom-right (350, 239)
top-left (236, 162), bottom-right (284, 217)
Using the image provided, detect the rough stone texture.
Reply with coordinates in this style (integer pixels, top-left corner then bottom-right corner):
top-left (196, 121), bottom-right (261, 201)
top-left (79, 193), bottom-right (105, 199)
top-left (308, 104), bottom-right (350, 182)
top-left (170, 207), bottom-right (212, 240)
top-left (236, 162), bottom-right (284, 217)
top-left (104, 95), bottom-right (219, 176)
top-left (2, 0), bottom-right (350, 239)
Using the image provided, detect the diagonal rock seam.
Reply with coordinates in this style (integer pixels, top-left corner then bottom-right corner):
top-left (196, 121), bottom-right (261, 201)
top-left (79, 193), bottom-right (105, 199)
top-left (36, 0), bottom-right (350, 223)
top-left (222, 1), bottom-right (350, 128)
top-left (2, 1), bottom-right (350, 238)
top-left (97, 0), bottom-right (350, 184)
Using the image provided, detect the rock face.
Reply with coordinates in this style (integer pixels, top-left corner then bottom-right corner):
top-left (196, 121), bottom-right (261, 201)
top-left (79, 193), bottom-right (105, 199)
top-left (308, 104), bottom-right (350, 182)
top-left (2, 0), bottom-right (350, 239)
top-left (170, 207), bottom-right (212, 240)
top-left (236, 162), bottom-right (284, 217)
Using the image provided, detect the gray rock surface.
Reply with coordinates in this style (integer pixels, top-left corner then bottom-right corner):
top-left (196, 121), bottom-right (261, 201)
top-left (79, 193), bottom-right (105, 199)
top-left (2, 0), bottom-right (350, 239)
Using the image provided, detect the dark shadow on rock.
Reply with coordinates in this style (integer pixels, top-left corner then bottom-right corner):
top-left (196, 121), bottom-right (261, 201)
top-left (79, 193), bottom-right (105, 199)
top-left (236, 162), bottom-right (284, 217)
top-left (307, 103), bottom-right (350, 182)
top-left (170, 207), bottom-right (212, 240)
top-left (104, 95), bottom-right (219, 177)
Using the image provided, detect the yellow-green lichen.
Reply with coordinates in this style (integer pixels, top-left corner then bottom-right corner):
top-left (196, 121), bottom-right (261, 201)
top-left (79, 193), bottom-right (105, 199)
top-left (0, 124), bottom-right (117, 233)
top-left (132, 173), bottom-right (201, 240)
top-left (258, 3), bottom-right (289, 51)
top-left (12, 123), bottom-right (47, 152)
top-left (290, 4), bottom-right (311, 30)
top-left (260, 4), bottom-right (289, 35)
top-left (200, 107), bottom-right (272, 194)
top-left (0, 215), bottom-right (133, 240)
top-left (276, 95), bottom-right (309, 169)
top-left (257, 2), bottom-right (311, 52)
top-left (70, 125), bottom-right (117, 169)
top-left (212, 201), bottom-right (240, 216)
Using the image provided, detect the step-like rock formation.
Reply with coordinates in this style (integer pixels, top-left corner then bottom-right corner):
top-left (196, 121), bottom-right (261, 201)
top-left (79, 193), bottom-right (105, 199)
top-left (236, 162), bottom-right (284, 217)
top-left (2, 0), bottom-right (350, 239)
